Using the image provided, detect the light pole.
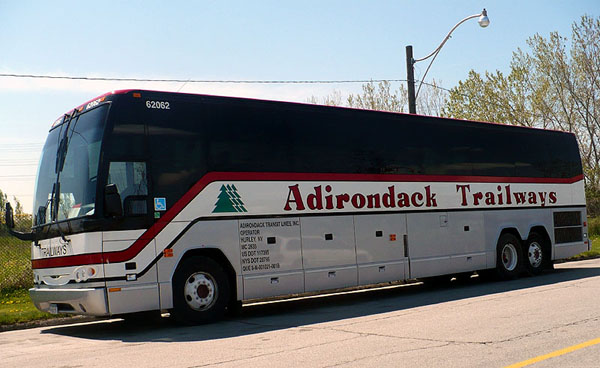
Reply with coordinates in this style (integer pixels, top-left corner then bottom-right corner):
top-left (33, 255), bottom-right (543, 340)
top-left (406, 8), bottom-right (489, 114)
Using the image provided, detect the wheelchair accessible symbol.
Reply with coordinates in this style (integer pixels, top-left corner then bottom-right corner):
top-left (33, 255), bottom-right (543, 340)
top-left (154, 198), bottom-right (167, 211)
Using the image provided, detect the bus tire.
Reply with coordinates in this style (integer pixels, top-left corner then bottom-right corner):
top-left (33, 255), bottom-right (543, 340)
top-left (171, 256), bottom-right (230, 324)
top-left (524, 232), bottom-right (548, 276)
top-left (495, 233), bottom-right (524, 280)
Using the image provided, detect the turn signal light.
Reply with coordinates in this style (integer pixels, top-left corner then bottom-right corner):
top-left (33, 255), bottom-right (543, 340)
top-left (163, 249), bottom-right (174, 258)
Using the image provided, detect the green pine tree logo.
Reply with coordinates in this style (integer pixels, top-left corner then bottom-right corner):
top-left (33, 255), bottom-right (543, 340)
top-left (213, 184), bottom-right (248, 213)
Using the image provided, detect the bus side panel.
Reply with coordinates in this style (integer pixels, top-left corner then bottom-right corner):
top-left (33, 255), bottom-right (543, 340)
top-left (239, 217), bottom-right (304, 300)
top-left (407, 212), bottom-right (486, 278)
top-left (301, 216), bottom-right (358, 292)
top-left (156, 220), bottom-right (241, 310)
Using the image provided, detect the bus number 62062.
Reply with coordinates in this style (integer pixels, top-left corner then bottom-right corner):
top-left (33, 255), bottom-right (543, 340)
top-left (146, 100), bottom-right (170, 109)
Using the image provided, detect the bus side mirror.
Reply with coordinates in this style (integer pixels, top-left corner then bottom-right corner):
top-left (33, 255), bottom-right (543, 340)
top-left (104, 184), bottom-right (123, 217)
top-left (5, 203), bottom-right (15, 229)
top-left (4, 202), bottom-right (35, 241)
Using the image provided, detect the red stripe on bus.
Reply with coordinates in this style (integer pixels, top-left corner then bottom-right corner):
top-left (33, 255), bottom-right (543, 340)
top-left (31, 172), bottom-right (584, 269)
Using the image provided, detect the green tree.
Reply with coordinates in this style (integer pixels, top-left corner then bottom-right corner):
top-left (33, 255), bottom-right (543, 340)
top-left (443, 15), bottom-right (600, 206)
top-left (0, 188), bottom-right (6, 211)
top-left (0, 189), bottom-right (6, 234)
top-left (347, 80), bottom-right (406, 112)
top-left (308, 79), bottom-right (447, 117)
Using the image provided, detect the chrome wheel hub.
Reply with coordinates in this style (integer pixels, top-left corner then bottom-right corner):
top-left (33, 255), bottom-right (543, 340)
top-left (528, 242), bottom-right (543, 268)
top-left (184, 272), bottom-right (217, 311)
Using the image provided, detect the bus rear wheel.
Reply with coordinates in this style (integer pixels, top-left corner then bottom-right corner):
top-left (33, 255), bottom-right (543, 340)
top-left (172, 256), bottom-right (230, 324)
top-left (495, 233), bottom-right (524, 280)
top-left (525, 233), bottom-right (549, 276)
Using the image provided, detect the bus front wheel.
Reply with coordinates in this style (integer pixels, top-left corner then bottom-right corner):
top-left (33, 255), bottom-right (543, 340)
top-left (172, 256), bottom-right (230, 324)
top-left (495, 233), bottom-right (524, 280)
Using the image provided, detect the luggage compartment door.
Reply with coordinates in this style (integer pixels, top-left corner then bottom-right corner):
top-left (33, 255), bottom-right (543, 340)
top-left (355, 213), bottom-right (408, 285)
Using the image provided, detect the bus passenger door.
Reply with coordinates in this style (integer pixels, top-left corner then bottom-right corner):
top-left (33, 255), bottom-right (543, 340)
top-left (103, 160), bottom-right (160, 315)
top-left (355, 214), bottom-right (408, 285)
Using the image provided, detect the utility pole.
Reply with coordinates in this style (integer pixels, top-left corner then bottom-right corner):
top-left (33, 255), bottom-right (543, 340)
top-left (406, 45), bottom-right (416, 114)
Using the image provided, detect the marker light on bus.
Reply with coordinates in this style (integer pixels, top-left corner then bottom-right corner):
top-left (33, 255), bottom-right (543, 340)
top-left (51, 117), bottom-right (63, 128)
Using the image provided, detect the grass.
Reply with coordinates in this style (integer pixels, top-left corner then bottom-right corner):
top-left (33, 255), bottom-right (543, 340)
top-left (0, 288), bottom-right (58, 325)
top-left (0, 231), bottom-right (57, 326)
top-left (569, 235), bottom-right (600, 261)
top-left (569, 217), bottom-right (600, 260)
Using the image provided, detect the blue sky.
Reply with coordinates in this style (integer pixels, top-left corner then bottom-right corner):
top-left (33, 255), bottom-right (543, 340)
top-left (0, 0), bottom-right (597, 211)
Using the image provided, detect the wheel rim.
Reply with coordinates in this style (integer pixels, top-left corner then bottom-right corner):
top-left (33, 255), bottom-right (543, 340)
top-left (528, 241), bottom-right (543, 268)
top-left (184, 272), bottom-right (218, 311)
top-left (501, 243), bottom-right (518, 271)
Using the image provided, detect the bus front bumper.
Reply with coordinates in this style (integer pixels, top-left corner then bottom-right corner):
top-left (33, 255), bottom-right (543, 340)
top-left (29, 287), bottom-right (109, 316)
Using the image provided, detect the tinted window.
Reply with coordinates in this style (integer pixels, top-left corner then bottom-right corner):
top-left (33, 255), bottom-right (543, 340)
top-left (133, 92), bottom-right (583, 211)
top-left (145, 100), bottom-right (207, 212)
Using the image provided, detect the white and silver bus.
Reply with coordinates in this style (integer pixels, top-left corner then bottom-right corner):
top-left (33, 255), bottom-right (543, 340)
top-left (5, 90), bottom-right (589, 323)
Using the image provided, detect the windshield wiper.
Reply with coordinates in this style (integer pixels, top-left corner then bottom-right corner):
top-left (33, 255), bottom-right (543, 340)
top-left (47, 111), bottom-right (77, 243)
top-left (55, 111), bottom-right (76, 174)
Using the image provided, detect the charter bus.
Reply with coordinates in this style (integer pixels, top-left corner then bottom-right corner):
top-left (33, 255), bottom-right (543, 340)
top-left (5, 89), bottom-right (589, 323)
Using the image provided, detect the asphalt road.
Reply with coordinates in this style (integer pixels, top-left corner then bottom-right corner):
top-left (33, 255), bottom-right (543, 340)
top-left (2, 259), bottom-right (600, 368)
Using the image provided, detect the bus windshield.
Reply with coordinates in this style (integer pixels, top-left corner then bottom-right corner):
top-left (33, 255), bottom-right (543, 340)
top-left (33, 105), bottom-right (108, 227)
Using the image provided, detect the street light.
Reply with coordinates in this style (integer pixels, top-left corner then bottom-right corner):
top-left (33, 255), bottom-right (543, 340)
top-left (406, 8), bottom-right (490, 114)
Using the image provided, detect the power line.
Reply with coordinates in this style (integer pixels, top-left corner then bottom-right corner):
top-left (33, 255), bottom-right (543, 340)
top-left (0, 73), bottom-right (408, 85)
top-left (0, 72), bottom-right (456, 96)
top-left (0, 72), bottom-right (550, 123)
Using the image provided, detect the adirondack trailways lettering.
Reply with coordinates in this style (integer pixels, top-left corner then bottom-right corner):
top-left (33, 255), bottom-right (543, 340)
top-left (282, 184), bottom-right (558, 211)
top-left (284, 185), bottom-right (437, 211)
top-left (456, 184), bottom-right (557, 207)
top-left (239, 220), bottom-right (298, 272)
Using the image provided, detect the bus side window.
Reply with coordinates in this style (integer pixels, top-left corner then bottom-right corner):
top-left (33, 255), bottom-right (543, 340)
top-left (107, 161), bottom-right (149, 216)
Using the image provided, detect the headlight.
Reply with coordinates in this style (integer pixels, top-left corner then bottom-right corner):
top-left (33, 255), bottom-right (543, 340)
top-left (73, 266), bottom-right (97, 282)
